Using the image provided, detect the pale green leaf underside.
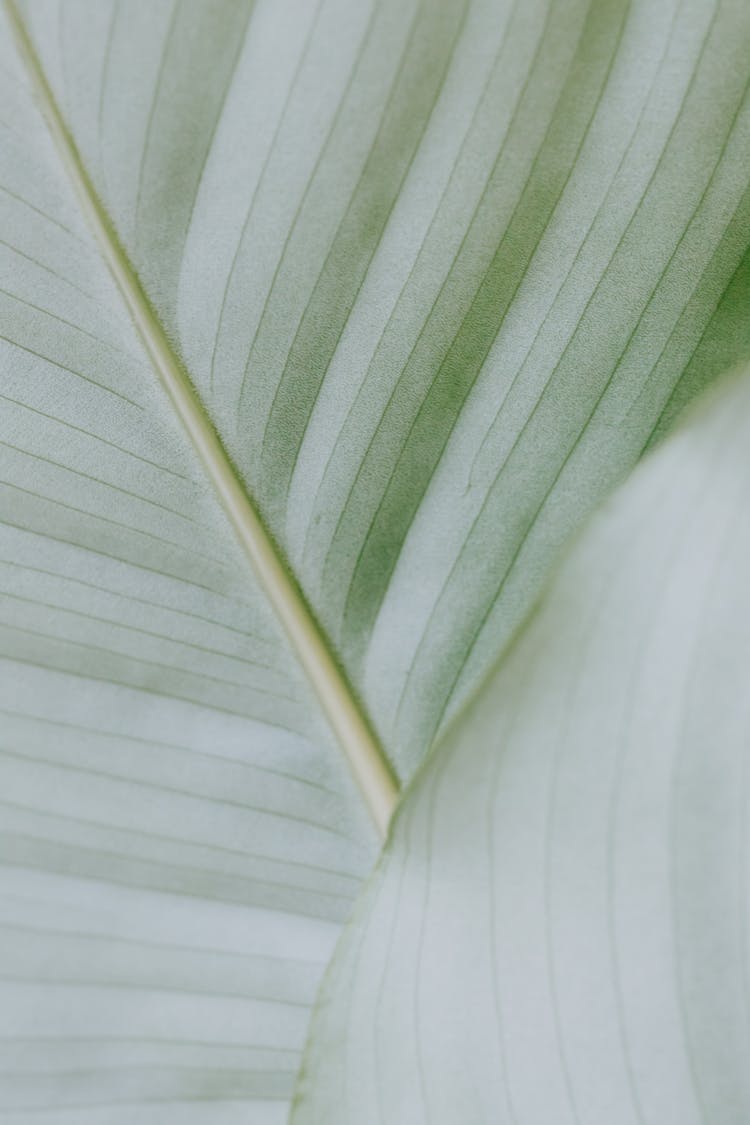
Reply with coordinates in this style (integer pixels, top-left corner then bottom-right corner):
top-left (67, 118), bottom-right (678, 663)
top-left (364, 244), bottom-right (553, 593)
top-left (296, 365), bottom-right (750, 1125)
top-left (1, 0), bottom-right (750, 1120)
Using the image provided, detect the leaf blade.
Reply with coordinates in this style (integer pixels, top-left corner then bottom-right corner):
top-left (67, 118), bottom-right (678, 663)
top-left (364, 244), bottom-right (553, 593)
top-left (3, 0), bottom-right (398, 835)
top-left (294, 363), bottom-right (750, 1123)
top-left (0, 11), bottom-right (376, 1119)
top-left (21, 0), bottom-right (750, 776)
top-left (4, 0), bottom-right (750, 1118)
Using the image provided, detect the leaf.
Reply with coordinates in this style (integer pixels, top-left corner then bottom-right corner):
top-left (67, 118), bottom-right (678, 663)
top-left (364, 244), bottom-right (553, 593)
top-left (1, 0), bottom-right (750, 1121)
top-left (0, 12), bottom-right (378, 1123)
top-left (294, 364), bottom-right (750, 1124)
top-left (15, 0), bottom-right (750, 776)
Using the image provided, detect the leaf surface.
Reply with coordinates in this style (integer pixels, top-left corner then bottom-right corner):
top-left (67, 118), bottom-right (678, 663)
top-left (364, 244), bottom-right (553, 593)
top-left (294, 364), bottom-right (750, 1124)
top-left (2, 0), bottom-right (750, 1121)
top-left (0, 12), bottom-right (377, 1122)
top-left (16, 0), bottom-right (750, 773)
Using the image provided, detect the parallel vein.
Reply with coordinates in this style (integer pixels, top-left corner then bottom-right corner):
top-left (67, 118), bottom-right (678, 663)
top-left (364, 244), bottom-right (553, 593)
top-left (3, 0), bottom-right (398, 839)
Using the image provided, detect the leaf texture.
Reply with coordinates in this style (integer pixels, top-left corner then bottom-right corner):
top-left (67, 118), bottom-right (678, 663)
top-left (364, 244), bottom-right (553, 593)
top-left (2, 0), bottom-right (750, 1121)
top-left (17, 0), bottom-right (750, 777)
top-left (294, 364), bottom-right (750, 1124)
top-left (0, 12), bottom-right (376, 1121)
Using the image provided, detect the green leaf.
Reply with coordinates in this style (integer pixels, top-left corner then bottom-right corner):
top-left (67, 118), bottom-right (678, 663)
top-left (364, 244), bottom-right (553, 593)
top-left (1, 0), bottom-right (750, 1120)
top-left (294, 364), bottom-right (750, 1123)
top-left (0, 11), bottom-right (378, 1123)
top-left (15, 0), bottom-right (750, 775)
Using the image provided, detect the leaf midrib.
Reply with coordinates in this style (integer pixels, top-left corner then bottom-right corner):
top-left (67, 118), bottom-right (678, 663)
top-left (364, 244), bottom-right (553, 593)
top-left (3, 0), bottom-right (398, 838)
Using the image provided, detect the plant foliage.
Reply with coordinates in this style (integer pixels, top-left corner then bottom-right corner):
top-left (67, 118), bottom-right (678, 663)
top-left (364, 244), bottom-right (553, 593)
top-left (1, 0), bottom-right (749, 1120)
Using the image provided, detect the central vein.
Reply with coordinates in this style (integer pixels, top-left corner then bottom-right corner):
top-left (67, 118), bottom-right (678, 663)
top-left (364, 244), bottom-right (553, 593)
top-left (4, 0), bottom-right (399, 838)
